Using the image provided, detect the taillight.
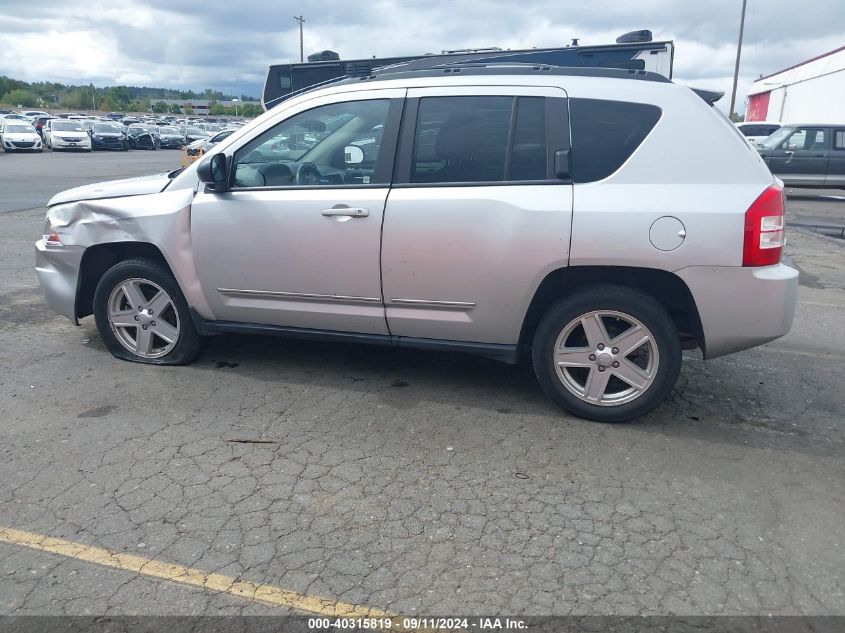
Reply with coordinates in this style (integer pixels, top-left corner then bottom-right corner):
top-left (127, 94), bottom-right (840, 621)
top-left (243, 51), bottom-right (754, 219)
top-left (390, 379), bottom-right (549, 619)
top-left (743, 184), bottom-right (785, 267)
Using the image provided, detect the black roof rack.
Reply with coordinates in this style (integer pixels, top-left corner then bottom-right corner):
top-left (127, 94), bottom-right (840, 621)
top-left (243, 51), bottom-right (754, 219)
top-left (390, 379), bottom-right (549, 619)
top-left (264, 62), bottom-right (670, 110)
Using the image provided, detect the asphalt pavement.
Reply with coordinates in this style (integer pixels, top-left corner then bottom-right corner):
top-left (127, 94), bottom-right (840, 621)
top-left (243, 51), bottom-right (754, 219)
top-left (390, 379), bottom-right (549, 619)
top-left (0, 151), bottom-right (843, 618)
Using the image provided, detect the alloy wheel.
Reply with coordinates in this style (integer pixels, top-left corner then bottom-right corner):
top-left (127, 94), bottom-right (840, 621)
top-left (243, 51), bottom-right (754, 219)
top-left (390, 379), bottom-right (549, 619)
top-left (107, 278), bottom-right (181, 358)
top-left (553, 310), bottom-right (659, 406)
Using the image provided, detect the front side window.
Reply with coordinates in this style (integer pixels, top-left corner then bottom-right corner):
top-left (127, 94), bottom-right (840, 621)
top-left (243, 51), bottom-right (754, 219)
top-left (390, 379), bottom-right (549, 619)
top-left (834, 130), bottom-right (845, 150)
top-left (232, 99), bottom-right (390, 188)
top-left (781, 128), bottom-right (826, 151)
top-left (570, 98), bottom-right (662, 183)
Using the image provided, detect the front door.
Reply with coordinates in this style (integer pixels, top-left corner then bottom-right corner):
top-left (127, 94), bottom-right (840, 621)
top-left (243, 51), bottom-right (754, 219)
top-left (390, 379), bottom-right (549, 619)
top-left (381, 87), bottom-right (573, 345)
top-left (765, 126), bottom-right (828, 186)
top-left (190, 91), bottom-right (404, 334)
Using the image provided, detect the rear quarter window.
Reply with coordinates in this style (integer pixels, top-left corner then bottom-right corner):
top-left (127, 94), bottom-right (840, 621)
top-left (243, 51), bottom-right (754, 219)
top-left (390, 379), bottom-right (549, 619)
top-left (570, 99), bottom-right (661, 183)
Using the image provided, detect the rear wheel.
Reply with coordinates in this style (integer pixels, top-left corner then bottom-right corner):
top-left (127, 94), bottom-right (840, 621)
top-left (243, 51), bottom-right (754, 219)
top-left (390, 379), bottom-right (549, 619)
top-left (93, 259), bottom-right (204, 365)
top-left (532, 285), bottom-right (681, 422)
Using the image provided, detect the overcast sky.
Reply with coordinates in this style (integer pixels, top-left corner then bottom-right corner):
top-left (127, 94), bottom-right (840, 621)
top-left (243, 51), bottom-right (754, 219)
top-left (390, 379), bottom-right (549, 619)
top-left (1, 0), bottom-right (842, 112)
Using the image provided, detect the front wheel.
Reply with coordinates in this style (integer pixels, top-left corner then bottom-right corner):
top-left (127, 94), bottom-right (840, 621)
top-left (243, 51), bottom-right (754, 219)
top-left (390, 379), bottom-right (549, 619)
top-left (93, 259), bottom-right (204, 365)
top-left (532, 285), bottom-right (681, 422)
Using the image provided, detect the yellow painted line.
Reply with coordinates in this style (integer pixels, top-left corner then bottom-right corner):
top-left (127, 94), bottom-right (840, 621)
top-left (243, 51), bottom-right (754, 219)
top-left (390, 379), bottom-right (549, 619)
top-left (0, 526), bottom-right (392, 618)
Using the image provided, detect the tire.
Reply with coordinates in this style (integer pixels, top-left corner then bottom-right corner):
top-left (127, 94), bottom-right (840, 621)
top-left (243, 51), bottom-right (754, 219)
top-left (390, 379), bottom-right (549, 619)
top-left (93, 258), bottom-right (204, 365)
top-left (532, 284), bottom-right (681, 422)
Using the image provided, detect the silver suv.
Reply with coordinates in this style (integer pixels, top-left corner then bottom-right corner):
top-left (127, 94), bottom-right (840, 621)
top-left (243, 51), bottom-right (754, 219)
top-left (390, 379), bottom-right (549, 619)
top-left (35, 66), bottom-right (799, 421)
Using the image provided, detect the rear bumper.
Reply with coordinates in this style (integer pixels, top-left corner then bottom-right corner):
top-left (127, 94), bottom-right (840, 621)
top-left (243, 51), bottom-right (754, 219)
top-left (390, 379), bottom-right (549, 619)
top-left (34, 240), bottom-right (85, 324)
top-left (676, 262), bottom-right (799, 359)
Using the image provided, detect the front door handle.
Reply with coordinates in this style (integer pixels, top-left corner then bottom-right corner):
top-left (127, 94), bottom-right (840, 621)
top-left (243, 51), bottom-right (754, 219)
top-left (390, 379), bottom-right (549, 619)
top-left (321, 205), bottom-right (369, 218)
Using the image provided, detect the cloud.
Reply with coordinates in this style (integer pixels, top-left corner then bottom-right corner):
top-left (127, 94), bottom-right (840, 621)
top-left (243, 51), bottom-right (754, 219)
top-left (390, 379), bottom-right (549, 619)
top-left (0, 0), bottom-right (842, 111)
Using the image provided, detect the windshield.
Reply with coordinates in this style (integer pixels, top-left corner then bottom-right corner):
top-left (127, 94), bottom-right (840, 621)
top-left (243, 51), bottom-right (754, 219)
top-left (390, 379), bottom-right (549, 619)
top-left (160, 127), bottom-right (179, 134)
top-left (5, 124), bottom-right (34, 133)
top-left (93, 123), bottom-right (122, 133)
top-left (53, 121), bottom-right (85, 132)
top-left (759, 127), bottom-right (794, 149)
top-left (186, 128), bottom-right (205, 136)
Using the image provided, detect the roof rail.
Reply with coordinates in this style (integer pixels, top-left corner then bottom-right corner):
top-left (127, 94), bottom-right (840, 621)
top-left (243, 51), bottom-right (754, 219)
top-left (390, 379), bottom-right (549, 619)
top-left (353, 62), bottom-right (671, 84)
top-left (441, 47), bottom-right (503, 54)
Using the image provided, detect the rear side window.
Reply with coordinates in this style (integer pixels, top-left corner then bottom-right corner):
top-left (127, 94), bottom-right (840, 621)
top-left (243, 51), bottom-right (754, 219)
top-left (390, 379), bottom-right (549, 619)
top-left (835, 130), bottom-right (845, 150)
top-left (570, 99), bottom-right (661, 183)
top-left (411, 96), bottom-right (549, 183)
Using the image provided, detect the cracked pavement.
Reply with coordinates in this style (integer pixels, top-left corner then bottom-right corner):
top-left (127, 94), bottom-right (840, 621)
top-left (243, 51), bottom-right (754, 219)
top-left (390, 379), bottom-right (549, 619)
top-left (0, 151), bottom-right (843, 616)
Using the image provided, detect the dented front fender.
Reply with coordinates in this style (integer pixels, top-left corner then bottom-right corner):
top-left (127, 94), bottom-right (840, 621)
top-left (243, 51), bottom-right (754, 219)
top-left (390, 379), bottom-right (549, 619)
top-left (38, 187), bottom-right (215, 323)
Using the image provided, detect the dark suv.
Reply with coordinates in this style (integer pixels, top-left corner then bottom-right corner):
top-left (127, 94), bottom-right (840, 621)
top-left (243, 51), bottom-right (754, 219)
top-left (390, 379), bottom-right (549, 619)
top-left (757, 124), bottom-right (845, 188)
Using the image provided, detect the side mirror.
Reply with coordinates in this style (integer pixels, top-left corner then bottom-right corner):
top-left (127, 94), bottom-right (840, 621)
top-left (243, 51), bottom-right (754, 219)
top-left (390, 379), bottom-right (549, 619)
top-left (197, 153), bottom-right (228, 191)
top-left (554, 148), bottom-right (572, 181)
top-left (344, 145), bottom-right (365, 165)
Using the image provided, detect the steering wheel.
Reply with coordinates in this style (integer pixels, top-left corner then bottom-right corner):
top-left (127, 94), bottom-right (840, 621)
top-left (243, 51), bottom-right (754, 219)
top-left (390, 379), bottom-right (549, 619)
top-left (296, 163), bottom-right (322, 186)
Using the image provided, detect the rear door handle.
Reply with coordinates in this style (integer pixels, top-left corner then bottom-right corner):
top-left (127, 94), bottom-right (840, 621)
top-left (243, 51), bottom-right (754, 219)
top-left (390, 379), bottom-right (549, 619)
top-left (321, 205), bottom-right (369, 218)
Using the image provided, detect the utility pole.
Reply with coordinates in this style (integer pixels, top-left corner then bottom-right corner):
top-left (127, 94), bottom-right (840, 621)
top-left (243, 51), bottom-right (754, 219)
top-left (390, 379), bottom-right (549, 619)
top-left (729, 0), bottom-right (748, 120)
top-left (293, 15), bottom-right (305, 62)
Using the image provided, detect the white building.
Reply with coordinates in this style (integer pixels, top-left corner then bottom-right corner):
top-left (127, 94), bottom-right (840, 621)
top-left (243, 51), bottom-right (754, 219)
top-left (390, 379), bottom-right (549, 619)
top-left (746, 45), bottom-right (845, 123)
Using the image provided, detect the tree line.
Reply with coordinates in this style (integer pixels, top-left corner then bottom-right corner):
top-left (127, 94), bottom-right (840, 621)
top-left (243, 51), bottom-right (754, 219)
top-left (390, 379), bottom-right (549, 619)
top-left (0, 76), bottom-right (258, 115)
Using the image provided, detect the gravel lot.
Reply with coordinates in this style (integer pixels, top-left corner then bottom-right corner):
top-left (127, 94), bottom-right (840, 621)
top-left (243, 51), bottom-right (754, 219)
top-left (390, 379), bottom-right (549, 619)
top-left (0, 150), bottom-right (843, 617)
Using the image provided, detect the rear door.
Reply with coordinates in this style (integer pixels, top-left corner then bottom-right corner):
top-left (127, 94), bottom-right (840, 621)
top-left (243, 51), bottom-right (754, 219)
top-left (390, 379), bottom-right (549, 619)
top-left (381, 86), bottom-right (572, 345)
top-left (765, 126), bottom-right (828, 185)
top-left (826, 129), bottom-right (845, 187)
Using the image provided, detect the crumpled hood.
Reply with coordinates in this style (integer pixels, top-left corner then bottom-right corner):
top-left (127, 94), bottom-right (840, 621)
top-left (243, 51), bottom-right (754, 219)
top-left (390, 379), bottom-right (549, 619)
top-left (48, 172), bottom-right (171, 207)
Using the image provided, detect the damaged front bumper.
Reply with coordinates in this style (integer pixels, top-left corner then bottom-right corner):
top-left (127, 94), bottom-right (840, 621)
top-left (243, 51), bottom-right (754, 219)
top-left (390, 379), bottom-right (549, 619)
top-left (35, 239), bottom-right (85, 324)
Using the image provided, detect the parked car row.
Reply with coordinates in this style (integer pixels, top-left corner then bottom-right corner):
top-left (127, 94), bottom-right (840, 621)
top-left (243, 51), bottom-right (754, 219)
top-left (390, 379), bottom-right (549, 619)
top-left (1, 109), bottom-right (248, 155)
top-left (1, 119), bottom-right (238, 154)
